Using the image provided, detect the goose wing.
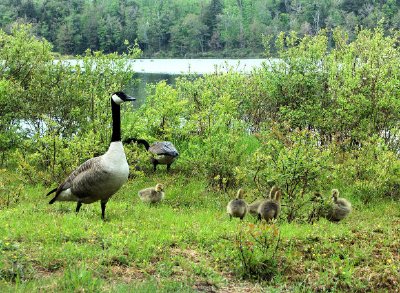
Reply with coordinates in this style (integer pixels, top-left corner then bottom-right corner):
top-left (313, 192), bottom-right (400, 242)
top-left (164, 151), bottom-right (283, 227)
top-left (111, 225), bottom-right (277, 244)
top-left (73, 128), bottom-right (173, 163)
top-left (149, 142), bottom-right (179, 156)
top-left (53, 156), bottom-right (103, 198)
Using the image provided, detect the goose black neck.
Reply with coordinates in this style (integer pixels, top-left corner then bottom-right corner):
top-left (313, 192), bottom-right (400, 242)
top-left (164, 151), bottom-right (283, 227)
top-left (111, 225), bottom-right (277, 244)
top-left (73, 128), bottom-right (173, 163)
top-left (123, 138), bottom-right (150, 150)
top-left (111, 99), bottom-right (121, 142)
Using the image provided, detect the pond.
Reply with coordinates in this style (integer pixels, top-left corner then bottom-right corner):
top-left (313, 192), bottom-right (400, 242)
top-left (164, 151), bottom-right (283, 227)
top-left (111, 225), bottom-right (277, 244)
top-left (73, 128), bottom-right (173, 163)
top-left (126, 58), bottom-right (268, 106)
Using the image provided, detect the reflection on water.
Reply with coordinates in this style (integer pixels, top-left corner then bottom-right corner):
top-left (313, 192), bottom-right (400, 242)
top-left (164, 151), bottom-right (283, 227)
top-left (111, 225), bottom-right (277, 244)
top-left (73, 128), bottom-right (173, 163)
top-left (125, 73), bottom-right (180, 107)
top-left (119, 59), bottom-right (269, 107)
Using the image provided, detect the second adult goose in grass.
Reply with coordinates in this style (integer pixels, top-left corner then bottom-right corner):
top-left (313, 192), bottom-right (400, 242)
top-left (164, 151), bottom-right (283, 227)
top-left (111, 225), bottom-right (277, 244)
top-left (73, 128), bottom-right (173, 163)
top-left (46, 91), bottom-right (135, 220)
top-left (124, 138), bottom-right (179, 171)
top-left (226, 188), bottom-right (247, 220)
top-left (138, 183), bottom-right (165, 203)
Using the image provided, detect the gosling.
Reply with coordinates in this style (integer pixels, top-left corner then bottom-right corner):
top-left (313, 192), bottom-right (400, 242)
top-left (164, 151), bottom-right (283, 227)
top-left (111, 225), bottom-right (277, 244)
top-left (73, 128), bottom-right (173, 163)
top-left (257, 189), bottom-right (282, 222)
top-left (226, 188), bottom-right (247, 220)
top-left (328, 189), bottom-right (352, 222)
top-left (138, 183), bottom-right (165, 204)
top-left (248, 185), bottom-right (279, 217)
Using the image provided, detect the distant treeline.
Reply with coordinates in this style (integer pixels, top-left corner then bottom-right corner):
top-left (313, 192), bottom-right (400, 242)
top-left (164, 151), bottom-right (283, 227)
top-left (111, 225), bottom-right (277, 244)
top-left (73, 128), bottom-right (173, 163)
top-left (1, 0), bottom-right (400, 57)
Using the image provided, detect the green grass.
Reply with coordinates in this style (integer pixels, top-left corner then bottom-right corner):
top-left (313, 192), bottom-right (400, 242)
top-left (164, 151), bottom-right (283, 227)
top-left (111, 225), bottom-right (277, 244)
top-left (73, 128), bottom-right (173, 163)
top-left (0, 171), bottom-right (399, 292)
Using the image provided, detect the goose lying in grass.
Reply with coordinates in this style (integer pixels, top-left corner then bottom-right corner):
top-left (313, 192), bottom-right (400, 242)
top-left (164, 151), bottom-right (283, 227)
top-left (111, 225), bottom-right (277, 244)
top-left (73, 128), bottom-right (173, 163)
top-left (124, 138), bottom-right (179, 171)
top-left (257, 188), bottom-right (282, 222)
top-left (328, 189), bottom-right (352, 222)
top-left (138, 183), bottom-right (165, 204)
top-left (226, 188), bottom-right (247, 220)
top-left (47, 92), bottom-right (135, 219)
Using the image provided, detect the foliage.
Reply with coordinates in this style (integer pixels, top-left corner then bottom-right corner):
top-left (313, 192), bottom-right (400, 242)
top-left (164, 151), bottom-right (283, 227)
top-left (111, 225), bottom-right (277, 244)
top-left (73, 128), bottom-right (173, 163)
top-left (0, 24), bottom-right (140, 182)
top-left (0, 169), bottom-right (24, 209)
top-left (235, 223), bottom-right (281, 281)
top-left (334, 137), bottom-right (400, 203)
top-left (241, 127), bottom-right (333, 222)
top-left (1, 0), bottom-right (400, 57)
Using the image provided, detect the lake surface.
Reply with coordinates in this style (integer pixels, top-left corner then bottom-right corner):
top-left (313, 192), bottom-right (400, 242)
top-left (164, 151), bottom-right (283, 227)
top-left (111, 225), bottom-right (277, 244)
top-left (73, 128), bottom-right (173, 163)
top-left (126, 59), bottom-right (268, 106)
top-left (61, 58), bottom-right (269, 106)
top-left (131, 58), bottom-right (267, 74)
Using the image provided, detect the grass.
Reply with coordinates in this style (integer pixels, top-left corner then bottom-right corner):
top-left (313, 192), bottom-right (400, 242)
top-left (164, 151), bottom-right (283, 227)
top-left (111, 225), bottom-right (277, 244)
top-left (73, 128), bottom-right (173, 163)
top-left (0, 170), bottom-right (399, 292)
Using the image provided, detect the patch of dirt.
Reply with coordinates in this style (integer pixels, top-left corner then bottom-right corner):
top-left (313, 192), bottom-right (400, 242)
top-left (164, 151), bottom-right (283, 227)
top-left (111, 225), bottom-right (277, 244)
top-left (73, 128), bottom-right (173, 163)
top-left (170, 247), bottom-right (204, 264)
top-left (109, 265), bottom-right (146, 283)
top-left (217, 277), bottom-right (264, 293)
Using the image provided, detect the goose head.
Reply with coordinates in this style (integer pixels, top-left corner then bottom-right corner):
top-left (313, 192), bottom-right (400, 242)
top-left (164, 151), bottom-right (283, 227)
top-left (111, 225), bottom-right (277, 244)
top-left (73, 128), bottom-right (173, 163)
top-left (111, 91), bottom-right (136, 105)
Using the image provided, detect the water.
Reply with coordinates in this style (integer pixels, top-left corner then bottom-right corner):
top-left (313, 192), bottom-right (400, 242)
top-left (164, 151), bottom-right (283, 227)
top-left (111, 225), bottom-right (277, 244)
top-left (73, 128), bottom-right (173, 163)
top-left (130, 58), bottom-right (267, 75)
top-left (127, 72), bottom-right (179, 107)
top-left (59, 58), bottom-right (269, 106)
top-left (126, 59), bottom-right (268, 106)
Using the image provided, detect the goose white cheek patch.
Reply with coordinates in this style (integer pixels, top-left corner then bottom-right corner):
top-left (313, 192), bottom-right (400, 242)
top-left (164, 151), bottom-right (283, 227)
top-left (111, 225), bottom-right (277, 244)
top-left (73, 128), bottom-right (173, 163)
top-left (112, 94), bottom-right (124, 105)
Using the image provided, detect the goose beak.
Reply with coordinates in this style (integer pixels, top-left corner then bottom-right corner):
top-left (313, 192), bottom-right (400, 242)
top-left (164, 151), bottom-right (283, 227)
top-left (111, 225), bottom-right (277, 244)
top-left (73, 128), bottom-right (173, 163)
top-left (125, 95), bottom-right (136, 101)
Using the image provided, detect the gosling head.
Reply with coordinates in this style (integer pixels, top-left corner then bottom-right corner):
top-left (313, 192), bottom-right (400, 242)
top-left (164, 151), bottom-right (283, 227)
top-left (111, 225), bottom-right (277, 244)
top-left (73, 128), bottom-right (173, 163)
top-left (236, 188), bottom-right (245, 199)
top-left (111, 91), bottom-right (136, 105)
top-left (274, 190), bottom-right (282, 202)
top-left (155, 183), bottom-right (164, 192)
top-left (269, 185), bottom-right (279, 198)
top-left (331, 189), bottom-right (339, 202)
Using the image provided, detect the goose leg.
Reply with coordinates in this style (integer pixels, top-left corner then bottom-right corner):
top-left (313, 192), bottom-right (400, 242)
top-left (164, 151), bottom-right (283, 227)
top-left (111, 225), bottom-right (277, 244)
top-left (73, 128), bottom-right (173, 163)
top-left (153, 161), bottom-right (158, 172)
top-left (167, 164), bottom-right (171, 171)
top-left (76, 202), bottom-right (82, 214)
top-left (101, 200), bottom-right (107, 220)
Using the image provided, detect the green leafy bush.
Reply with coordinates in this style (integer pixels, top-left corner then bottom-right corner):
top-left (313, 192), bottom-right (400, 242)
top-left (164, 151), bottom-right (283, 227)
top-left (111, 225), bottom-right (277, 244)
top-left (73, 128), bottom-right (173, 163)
top-left (235, 223), bottom-right (281, 281)
top-left (242, 126), bottom-right (333, 222)
top-left (334, 137), bottom-right (400, 203)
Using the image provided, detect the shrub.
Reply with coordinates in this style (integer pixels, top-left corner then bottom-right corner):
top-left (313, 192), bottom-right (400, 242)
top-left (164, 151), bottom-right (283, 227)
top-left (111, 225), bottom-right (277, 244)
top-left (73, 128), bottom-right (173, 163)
top-left (242, 126), bottom-right (333, 222)
top-left (235, 223), bottom-right (281, 281)
top-left (334, 136), bottom-right (400, 203)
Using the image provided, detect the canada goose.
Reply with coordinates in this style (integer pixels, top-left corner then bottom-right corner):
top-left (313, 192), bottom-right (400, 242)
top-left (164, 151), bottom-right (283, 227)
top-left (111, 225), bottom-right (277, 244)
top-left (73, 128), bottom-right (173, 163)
top-left (257, 189), bottom-right (282, 222)
top-left (226, 188), bottom-right (247, 220)
top-left (328, 189), bottom-right (352, 222)
top-left (138, 183), bottom-right (165, 204)
top-left (248, 185), bottom-right (279, 217)
top-left (124, 138), bottom-right (179, 171)
top-left (46, 92), bottom-right (135, 219)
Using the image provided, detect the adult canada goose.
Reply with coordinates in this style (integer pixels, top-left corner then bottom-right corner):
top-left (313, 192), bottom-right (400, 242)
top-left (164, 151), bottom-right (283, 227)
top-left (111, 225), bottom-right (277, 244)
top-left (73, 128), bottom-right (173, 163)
top-left (124, 138), bottom-right (179, 171)
top-left (138, 183), bottom-right (165, 204)
top-left (257, 189), bottom-right (282, 222)
top-left (328, 189), bottom-right (352, 222)
top-left (46, 92), bottom-right (135, 219)
top-left (248, 185), bottom-right (279, 217)
top-left (226, 188), bottom-right (247, 220)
